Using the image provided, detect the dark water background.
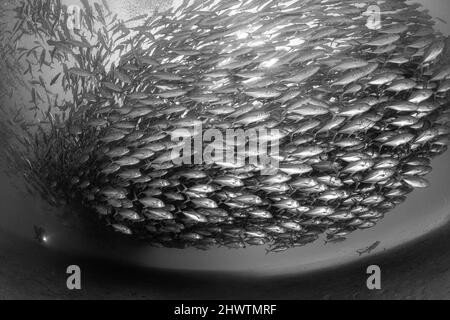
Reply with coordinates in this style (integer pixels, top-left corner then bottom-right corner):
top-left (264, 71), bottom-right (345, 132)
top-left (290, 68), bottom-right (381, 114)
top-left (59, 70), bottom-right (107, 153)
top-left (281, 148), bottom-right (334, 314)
top-left (1, 0), bottom-right (450, 299)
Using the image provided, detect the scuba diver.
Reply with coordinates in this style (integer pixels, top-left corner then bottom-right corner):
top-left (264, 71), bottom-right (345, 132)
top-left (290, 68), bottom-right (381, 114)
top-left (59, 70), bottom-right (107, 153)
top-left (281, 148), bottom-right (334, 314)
top-left (33, 225), bottom-right (46, 244)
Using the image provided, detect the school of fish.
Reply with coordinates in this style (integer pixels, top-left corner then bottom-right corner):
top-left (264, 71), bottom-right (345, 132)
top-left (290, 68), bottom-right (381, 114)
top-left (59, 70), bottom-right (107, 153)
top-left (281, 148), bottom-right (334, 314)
top-left (1, 0), bottom-right (450, 253)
